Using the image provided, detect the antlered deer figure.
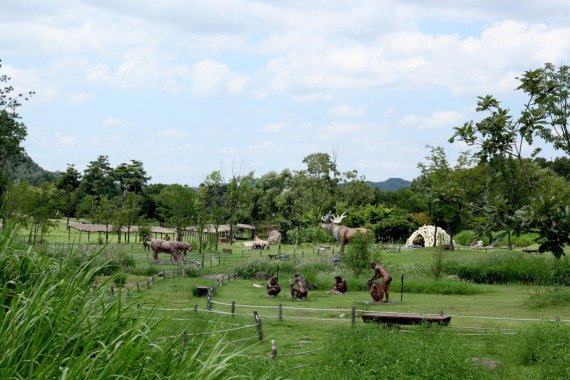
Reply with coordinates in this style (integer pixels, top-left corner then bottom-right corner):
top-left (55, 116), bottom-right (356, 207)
top-left (321, 211), bottom-right (369, 254)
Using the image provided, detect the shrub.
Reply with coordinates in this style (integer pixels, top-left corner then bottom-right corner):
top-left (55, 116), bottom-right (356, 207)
top-left (113, 272), bottom-right (128, 286)
top-left (517, 322), bottom-right (570, 378)
top-left (449, 254), bottom-right (570, 285)
top-left (344, 231), bottom-right (371, 278)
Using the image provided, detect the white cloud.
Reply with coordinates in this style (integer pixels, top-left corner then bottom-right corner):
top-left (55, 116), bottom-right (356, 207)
top-left (401, 110), bottom-right (465, 129)
top-left (102, 117), bottom-right (127, 127)
top-left (263, 122), bottom-right (286, 133)
top-left (191, 59), bottom-right (247, 96)
top-left (328, 104), bottom-right (365, 117)
top-left (316, 122), bottom-right (361, 139)
top-left (157, 129), bottom-right (186, 138)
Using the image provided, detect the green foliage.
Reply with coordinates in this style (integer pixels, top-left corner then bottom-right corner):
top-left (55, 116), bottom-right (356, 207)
top-left (313, 325), bottom-right (493, 379)
top-left (402, 275), bottom-right (494, 295)
top-left (287, 225), bottom-right (332, 244)
top-left (525, 286), bottom-right (570, 308)
top-left (112, 272), bottom-right (128, 286)
top-left (234, 258), bottom-right (295, 279)
top-left (517, 322), bottom-right (570, 379)
top-left (344, 231), bottom-right (370, 277)
top-left (0, 225), bottom-right (248, 379)
top-left (429, 248), bottom-right (447, 279)
top-left (448, 253), bottom-right (570, 285)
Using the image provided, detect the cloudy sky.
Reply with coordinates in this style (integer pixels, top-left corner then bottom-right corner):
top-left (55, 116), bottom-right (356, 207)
top-left (2, 1), bottom-right (569, 185)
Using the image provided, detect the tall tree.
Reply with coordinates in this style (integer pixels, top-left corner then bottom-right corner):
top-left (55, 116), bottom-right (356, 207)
top-left (202, 171), bottom-right (227, 251)
top-left (518, 63), bottom-right (570, 155)
top-left (113, 160), bottom-right (150, 201)
top-left (81, 155), bottom-right (116, 208)
top-left (56, 164), bottom-right (81, 227)
top-left (450, 64), bottom-right (570, 256)
top-left (0, 60), bottom-right (34, 198)
top-left (300, 152), bottom-right (339, 225)
top-left (155, 184), bottom-right (195, 241)
top-left (226, 172), bottom-right (254, 245)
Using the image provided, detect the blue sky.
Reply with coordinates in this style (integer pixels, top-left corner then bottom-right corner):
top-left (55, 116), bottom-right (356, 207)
top-left (2, 1), bottom-right (569, 185)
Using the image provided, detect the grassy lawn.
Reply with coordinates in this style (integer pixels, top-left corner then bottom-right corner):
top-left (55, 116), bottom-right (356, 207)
top-left (14, 219), bottom-right (570, 378)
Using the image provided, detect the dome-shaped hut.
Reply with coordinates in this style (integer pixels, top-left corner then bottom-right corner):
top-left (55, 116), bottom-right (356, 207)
top-left (405, 225), bottom-right (451, 247)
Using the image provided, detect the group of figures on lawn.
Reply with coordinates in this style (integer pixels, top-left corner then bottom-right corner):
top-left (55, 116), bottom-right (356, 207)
top-left (266, 261), bottom-right (392, 304)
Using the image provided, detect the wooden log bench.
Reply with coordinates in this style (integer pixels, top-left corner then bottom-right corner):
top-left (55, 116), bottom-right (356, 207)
top-left (196, 286), bottom-right (209, 297)
top-left (362, 312), bottom-right (451, 326)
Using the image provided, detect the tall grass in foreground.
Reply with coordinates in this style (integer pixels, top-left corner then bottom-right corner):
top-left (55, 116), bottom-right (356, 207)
top-left (0, 226), bottom-right (247, 379)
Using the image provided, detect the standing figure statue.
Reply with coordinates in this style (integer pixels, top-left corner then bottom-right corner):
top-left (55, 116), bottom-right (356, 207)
top-left (367, 262), bottom-right (392, 303)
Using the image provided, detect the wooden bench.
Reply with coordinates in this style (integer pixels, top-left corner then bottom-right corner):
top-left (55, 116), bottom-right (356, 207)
top-left (196, 286), bottom-right (209, 297)
top-left (222, 248), bottom-right (233, 254)
top-left (362, 312), bottom-right (451, 326)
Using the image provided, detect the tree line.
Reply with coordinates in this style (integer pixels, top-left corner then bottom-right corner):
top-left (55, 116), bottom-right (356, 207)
top-left (1, 60), bottom-right (569, 256)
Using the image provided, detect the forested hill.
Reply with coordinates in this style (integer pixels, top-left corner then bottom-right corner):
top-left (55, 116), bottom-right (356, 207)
top-left (368, 178), bottom-right (411, 191)
top-left (13, 153), bottom-right (411, 191)
top-left (8, 153), bottom-right (58, 185)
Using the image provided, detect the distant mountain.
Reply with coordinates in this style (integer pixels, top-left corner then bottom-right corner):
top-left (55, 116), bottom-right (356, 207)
top-left (368, 178), bottom-right (411, 191)
top-left (8, 153), bottom-right (58, 185)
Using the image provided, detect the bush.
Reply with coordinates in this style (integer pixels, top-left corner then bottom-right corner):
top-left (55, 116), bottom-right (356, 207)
top-left (448, 253), bottom-right (570, 285)
top-left (113, 272), bottom-right (128, 286)
top-left (517, 322), bottom-right (570, 378)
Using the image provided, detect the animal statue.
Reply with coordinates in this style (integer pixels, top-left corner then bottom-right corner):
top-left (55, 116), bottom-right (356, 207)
top-left (321, 211), bottom-right (369, 254)
top-left (149, 238), bottom-right (183, 264)
top-left (251, 236), bottom-right (270, 250)
top-left (267, 230), bottom-right (281, 245)
top-left (171, 241), bottom-right (192, 256)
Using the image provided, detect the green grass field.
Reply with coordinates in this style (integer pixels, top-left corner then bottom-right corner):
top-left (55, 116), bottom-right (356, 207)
top-left (10, 220), bottom-right (570, 379)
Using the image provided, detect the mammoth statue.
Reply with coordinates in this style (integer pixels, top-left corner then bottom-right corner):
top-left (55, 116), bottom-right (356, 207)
top-left (320, 211), bottom-right (369, 254)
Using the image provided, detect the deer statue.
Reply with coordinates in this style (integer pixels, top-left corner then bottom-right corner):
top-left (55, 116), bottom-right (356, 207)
top-left (321, 211), bottom-right (369, 254)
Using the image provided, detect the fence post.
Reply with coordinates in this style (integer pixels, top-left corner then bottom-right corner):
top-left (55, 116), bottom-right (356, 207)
top-left (137, 282), bottom-right (140, 291)
top-left (194, 304), bottom-right (198, 313)
top-left (110, 286), bottom-right (114, 296)
top-left (278, 303), bottom-right (283, 322)
top-left (400, 274), bottom-right (404, 302)
top-left (147, 278), bottom-right (150, 288)
top-left (254, 311), bottom-right (264, 341)
top-left (351, 306), bottom-right (356, 326)
top-left (207, 291), bottom-right (212, 310)
top-left (231, 301), bottom-right (236, 317)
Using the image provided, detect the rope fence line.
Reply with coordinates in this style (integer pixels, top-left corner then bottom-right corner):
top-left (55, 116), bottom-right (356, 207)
top-left (207, 299), bottom-right (570, 324)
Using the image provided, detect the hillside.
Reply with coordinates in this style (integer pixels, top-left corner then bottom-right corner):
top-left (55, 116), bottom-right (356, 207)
top-left (368, 177), bottom-right (411, 191)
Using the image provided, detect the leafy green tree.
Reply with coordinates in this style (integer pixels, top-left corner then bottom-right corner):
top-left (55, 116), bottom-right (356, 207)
top-left (202, 171), bottom-right (227, 251)
top-left (226, 172), bottom-right (254, 244)
top-left (56, 164), bottom-right (81, 227)
top-left (80, 155), bottom-right (116, 209)
top-left (450, 65), bottom-right (570, 256)
top-left (518, 63), bottom-right (570, 155)
top-left (276, 170), bottom-right (309, 246)
top-left (300, 152), bottom-right (339, 225)
top-left (0, 60), bottom-right (34, 198)
top-left (336, 170), bottom-right (376, 210)
top-left (92, 196), bottom-right (115, 243)
top-left (155, 184), bottom-right (195, 241)
top-left (113, 160), bottom-right (150, 201)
